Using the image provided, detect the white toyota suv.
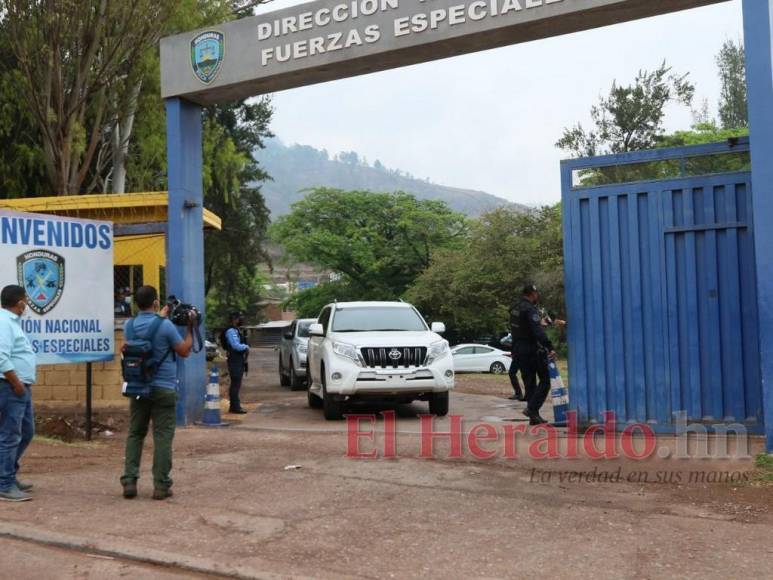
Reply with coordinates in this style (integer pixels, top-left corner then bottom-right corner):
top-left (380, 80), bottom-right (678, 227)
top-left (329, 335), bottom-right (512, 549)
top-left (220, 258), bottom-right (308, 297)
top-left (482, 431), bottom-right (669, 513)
top-left (306, 301), bottom-right (454, 420)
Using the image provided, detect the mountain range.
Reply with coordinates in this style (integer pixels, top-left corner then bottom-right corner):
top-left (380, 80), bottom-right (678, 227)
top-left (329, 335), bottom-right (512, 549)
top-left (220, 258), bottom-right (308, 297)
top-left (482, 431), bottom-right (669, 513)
top-left (254, 139), bottom-right (524, 219)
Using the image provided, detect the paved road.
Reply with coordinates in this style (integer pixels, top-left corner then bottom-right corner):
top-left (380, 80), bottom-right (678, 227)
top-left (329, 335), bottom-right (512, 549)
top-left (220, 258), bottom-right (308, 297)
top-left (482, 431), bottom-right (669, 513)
top-left (0, 538), bottom-right (208, 579)
top-left (0, 348), bottom-right (770, 579)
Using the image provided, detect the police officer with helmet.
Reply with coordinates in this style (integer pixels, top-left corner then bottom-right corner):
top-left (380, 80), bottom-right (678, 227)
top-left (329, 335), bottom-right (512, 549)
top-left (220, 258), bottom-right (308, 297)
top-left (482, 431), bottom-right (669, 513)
top-left (510, 284), bottom-right (557, 425)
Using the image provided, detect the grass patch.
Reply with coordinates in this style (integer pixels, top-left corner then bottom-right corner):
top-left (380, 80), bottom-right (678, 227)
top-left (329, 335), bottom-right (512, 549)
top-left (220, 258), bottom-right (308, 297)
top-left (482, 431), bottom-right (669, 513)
top-left (754, 453), bottom-right (773, 482)
top-left (33, 435), bottom-right (103, 449)
top-left (456, 373), bottom-right (508, 383)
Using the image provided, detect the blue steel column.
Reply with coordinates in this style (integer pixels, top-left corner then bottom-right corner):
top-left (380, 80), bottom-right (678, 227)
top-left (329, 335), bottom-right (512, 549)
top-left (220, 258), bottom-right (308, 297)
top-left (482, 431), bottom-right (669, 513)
top-left (743, 0), bottom-right (773, 453)
top-left (166, 98), bottom-right (207, 426)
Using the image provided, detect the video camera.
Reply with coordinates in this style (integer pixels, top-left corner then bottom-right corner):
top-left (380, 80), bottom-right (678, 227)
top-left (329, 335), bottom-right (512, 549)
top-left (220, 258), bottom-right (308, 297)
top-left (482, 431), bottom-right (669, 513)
top-left (166, 295), bottom-right (202, 327)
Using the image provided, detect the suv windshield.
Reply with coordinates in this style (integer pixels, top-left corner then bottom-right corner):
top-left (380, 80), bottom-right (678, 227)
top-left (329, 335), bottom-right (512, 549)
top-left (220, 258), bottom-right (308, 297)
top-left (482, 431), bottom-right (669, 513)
top-left (297, 322), bottom-right (312, 338)
top-left (332, 307), bottom-right (427, 332)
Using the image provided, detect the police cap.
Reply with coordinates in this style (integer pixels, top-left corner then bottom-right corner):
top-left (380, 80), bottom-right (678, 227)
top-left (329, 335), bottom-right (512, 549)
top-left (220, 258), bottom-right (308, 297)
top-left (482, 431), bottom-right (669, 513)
top-left (522, 284), bottom-right (538, 296)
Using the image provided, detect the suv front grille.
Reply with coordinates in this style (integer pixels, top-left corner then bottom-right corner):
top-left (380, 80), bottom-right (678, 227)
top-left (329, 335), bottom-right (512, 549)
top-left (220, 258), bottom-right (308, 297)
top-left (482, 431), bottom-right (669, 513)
top-left (360, 347), bottom-right (428, 368)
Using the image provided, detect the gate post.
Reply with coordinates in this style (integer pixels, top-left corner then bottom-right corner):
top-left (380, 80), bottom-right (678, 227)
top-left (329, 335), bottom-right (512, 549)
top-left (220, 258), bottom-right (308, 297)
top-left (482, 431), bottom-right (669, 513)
top-left (165, 97), bottom-right (207, 426)
top-left (743, 0), bottom-right (773, 453)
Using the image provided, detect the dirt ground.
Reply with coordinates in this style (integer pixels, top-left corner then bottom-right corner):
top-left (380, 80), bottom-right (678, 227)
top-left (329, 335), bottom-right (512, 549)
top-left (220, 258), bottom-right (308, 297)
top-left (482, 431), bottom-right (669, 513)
top-left (1, 349), bottom-right (771, 579)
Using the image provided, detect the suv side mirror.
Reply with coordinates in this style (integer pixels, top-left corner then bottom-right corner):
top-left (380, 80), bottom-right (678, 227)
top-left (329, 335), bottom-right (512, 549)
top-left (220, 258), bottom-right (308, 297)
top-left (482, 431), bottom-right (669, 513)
top-left (309, 323), bottom-right (324, 337)
top-left (431, 322), bottom-right (446, 334)
top-left (283, 332), bottom-right (293, 339)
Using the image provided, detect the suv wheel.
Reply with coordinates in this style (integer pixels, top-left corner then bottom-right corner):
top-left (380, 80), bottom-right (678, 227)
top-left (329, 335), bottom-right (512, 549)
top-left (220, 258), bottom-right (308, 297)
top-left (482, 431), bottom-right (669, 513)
top-left (322, 370), bottom-right (344, 420)
top-left (279, 357), bottom-right (290, 387)
top-left (429, 392), bottom-right (449, 416)
top-left (490, 361), bottom-right (507, 374)
top-left (290, 360), bottom-right (305, 391)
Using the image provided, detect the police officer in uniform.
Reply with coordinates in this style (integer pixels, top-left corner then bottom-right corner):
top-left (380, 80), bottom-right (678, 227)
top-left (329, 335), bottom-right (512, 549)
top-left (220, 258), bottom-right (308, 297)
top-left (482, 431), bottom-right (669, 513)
top-left (221, 311), bottom-right (249, 414)
top-left (510, 284), bottom-right (556, 425)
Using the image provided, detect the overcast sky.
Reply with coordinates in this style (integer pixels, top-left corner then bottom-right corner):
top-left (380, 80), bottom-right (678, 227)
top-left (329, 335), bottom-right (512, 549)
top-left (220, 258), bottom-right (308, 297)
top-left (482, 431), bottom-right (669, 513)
top-left (255, 0), bottom-right (744, 205)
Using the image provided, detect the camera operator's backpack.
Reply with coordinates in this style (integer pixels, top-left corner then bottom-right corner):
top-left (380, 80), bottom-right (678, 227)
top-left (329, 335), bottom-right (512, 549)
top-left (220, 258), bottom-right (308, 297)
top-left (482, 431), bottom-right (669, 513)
top-left (121, 316), bottom-right (170, 399)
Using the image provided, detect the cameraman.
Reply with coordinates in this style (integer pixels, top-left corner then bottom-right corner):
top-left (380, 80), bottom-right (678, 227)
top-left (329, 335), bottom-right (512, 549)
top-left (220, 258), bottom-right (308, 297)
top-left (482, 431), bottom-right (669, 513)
top-left (120, 285), bottom-right (194, 501)
top-left (222, 311), bottom-right (249, 414)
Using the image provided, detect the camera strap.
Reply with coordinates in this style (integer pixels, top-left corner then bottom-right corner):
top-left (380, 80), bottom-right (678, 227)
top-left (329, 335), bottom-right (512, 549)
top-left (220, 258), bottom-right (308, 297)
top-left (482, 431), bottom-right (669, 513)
top-left (191, 324), bottom-right (204, 354)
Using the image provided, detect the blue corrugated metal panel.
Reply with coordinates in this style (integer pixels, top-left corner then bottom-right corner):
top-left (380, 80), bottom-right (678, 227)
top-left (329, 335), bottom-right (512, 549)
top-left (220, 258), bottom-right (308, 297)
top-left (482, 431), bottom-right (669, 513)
top-left (742, 0), bottom-right (773, 453)
top-left (561, 141), bottom-right (762, 429)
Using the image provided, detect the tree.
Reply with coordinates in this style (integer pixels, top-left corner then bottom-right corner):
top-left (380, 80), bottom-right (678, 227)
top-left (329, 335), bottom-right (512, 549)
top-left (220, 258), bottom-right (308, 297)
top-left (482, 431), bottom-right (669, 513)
top-left (654, 121), bottom-right (749, 177)
top-left (98, 1), bottom-right (274, 321)
top-left (0, 21), bottom-right (47, 197)
top-left (338, 151), bottom-right (360, 165)
top-left (285, 281), bottom-right (362, 319)
top-left (716, 39), bottom-right (747, 130)
top-left (557, 62), bottom-right (694, 158)
top-left (201, 99), bottom-right (273, 322)
top-left (659, 122), bottom-right (747, 148)
top-left (407, 205), bottom-right (564, 344)
top-left (271, 189), bottom-right (468, 314)
top-left (0, 0), bottom-right (274, 322)
top-left (0, 0), bottom-right (174, 195)
top-left (0, 0), bottom-right (270, 195)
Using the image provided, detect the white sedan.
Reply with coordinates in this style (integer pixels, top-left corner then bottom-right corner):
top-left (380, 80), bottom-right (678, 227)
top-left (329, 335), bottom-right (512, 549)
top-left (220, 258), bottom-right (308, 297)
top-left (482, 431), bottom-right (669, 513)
top-left (451, 344), bottom-right (512, 374)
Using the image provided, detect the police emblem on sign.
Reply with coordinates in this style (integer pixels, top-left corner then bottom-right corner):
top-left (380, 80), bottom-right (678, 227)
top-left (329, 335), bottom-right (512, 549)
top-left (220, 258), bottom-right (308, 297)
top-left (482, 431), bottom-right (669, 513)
top-left (191, 31), bottom-right (224, 84)
top-left (17, 250), bottom-right (65, 315)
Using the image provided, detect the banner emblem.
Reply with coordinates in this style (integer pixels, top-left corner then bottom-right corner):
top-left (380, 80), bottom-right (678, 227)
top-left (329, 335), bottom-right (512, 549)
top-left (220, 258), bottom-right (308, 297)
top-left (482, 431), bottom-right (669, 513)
top-left (17, 250), bottom-right (66, 315)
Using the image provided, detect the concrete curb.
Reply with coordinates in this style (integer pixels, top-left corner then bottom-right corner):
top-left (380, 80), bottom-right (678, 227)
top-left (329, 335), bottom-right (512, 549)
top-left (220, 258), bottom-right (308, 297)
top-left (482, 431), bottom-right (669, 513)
top-left (0, 522), bottom-right (313, 580)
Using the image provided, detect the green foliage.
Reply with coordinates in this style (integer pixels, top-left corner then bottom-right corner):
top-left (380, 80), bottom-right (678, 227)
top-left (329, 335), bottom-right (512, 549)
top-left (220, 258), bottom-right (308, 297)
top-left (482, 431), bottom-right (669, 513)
top-left (1, 0), bottom-right (174, 194)
top-left (118, 2), bottom-right (275, 323)
top-left (0, 0), bottom-right (271, 198)
top-left (256, 139), bottom-right (520, 218)
top-left (202, 101), bottom-right (274, 324)
top-left (0, 0), bottom-right (274, 326)
top-left (0, 32), bottom-right (47, 197)
top-left (559, 54), bottom-right (748, 188)
top-left (716, 39), bottom-right (748, 130)
top-left (659, 122), bottom-right (748, 147)
top-left (285, 282), bottom-right (363, 319)
top-left (571, 122), bottom-right (750, 188)
top-left (557, 62), bottom-right (694, 158)
top-left (406, 205), bottom-right (564, 343)
top-left (754, 453), bottom-right (773, 482)
top-left (272, 189), bottom-right (468, 317)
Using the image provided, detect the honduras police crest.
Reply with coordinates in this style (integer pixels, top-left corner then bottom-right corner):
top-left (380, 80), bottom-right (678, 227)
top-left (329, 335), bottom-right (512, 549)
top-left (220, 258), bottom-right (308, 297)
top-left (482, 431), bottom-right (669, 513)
top-left (17, 250), bottom-right (65, 315)
top-left (191, 31), bottom-right (224, 84)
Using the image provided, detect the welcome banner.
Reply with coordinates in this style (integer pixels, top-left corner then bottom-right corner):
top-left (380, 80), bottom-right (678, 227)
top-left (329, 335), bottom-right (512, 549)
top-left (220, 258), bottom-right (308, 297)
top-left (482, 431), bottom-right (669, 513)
top-left (0, 210), bottom-right (115, 365)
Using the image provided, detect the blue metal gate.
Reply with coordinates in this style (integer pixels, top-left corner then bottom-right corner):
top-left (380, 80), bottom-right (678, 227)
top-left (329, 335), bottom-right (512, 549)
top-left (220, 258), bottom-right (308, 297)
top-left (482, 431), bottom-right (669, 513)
top-left (561, 139), bottom-right (763, 431)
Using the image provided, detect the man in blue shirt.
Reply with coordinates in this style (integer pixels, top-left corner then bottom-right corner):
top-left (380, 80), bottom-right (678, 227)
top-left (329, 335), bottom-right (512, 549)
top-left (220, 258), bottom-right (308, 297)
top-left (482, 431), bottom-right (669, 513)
top-left (0, 285), bottom-right (36, 502)
top-left (222, 311), bottom-right (249, 414)
top-left (120, 285), bottom-right (194, 501)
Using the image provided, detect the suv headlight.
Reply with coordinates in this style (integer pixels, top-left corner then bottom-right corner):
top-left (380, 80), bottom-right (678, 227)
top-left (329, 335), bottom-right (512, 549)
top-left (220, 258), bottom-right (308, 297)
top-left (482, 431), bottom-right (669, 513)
top-left (333, 341), bottom-right (362, 366)
top-left (297, 343), bottom-right (308, 353)
top-left (425, 340), bottom-right (450, 365)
